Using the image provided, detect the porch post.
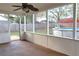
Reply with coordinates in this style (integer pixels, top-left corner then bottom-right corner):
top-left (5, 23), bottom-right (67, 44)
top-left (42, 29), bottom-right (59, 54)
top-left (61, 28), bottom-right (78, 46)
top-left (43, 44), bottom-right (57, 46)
top-left (33, 14), bottom-right (35, 33)
top-left (21, 15), bottom-right (27, 41)
top-left (7, 14), bottom-right (10, 33)
top-left (46, 10), bottom-right (49, 35)
top-left (24, 16), bottom-right (26, 32)
top-left (73, 3), bottom-right (77, 40)
top-left (19, 16), bottom-right (22, 40)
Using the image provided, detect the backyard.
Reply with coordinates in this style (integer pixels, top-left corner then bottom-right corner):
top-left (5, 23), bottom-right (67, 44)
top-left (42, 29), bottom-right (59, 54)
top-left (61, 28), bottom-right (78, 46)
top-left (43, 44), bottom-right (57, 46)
top-left (11, 32), bottom-right (20, 40)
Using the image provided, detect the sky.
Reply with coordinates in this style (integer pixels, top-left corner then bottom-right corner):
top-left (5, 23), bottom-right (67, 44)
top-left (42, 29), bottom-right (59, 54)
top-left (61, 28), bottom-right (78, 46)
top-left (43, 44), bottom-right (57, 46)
top-left (0, 16), bottom-right (8, 21)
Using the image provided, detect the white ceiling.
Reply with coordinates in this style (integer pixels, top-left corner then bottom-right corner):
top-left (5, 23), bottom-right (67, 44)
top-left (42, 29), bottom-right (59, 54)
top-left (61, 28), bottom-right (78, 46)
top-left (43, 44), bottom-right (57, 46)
top-left (0, 3), bottom-right (71, 15)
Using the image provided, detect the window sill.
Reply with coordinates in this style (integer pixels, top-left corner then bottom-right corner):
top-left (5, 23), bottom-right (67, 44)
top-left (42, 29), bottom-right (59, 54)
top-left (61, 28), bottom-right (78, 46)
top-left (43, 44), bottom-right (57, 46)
top-left (26, 31), bottom-right (76, 40)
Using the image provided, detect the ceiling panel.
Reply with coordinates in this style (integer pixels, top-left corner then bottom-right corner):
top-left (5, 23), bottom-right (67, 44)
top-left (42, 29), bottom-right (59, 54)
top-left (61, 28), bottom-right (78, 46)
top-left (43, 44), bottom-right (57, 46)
top-left (0, 3), bottom-right (71, 15)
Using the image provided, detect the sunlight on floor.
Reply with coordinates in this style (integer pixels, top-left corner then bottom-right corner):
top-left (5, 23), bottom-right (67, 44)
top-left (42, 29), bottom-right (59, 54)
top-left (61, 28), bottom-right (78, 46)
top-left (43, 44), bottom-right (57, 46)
top-left (11, 35), bottom-right (20, 41)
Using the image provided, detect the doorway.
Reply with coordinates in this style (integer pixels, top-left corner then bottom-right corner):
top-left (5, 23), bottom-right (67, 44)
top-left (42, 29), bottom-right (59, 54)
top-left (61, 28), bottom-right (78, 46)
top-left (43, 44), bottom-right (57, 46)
top-left (9, 15), bottom-right (20, 41)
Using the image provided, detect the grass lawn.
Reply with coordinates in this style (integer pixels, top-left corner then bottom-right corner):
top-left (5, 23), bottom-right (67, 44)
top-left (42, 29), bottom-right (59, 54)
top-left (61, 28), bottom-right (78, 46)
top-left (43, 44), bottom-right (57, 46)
top-left (10, 32), bottom-right (20, 40)
top-left (11, 32), bottom-right (19, 36)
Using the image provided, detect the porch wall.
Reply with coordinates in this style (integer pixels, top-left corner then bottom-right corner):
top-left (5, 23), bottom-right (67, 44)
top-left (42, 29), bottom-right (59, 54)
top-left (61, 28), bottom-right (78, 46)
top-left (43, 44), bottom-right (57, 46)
top-left (25, 32), bottom-right (79, 56)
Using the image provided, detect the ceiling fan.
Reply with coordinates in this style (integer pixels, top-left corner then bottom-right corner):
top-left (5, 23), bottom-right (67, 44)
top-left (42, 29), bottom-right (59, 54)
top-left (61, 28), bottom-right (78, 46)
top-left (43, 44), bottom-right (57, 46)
top-left (12, 3), bottom-right (39, 13)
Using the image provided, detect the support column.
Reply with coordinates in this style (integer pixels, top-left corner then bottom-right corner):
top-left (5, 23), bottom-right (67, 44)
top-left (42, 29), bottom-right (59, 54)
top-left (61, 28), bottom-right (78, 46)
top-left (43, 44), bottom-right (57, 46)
top-left (19, 16), bottom-right (22, 40)
top-left (7, 14), bottom-right (10, 33)
top-left (24, 16), bottom-right (27, 32)
top-left (73, 3), bottom-right (77, 40)
top-left (21, 15), bottom-right (27, 41)
top-left (46, 10), bottom-right (49, 35)
top-left (33, 14), bottom-right (35, 33)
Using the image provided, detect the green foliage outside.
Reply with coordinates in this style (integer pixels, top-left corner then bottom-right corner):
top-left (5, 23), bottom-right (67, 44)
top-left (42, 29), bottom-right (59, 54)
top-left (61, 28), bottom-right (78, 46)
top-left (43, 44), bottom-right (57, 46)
top-left (7, 15), bottom-right (33, 24)
top-left (11, 32), bottom-right (19, 36)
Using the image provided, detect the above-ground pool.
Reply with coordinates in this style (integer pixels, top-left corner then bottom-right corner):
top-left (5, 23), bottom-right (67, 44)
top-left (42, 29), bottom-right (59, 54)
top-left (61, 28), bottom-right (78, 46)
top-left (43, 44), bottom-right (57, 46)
top-left (59, 28), bottom-right (79, 31)
top-left (52, 28), bottom-right (79, 39)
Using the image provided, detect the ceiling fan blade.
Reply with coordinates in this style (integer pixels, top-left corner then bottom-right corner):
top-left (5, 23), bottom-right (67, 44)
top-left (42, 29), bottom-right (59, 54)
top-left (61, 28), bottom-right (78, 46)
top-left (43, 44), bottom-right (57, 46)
top-left (22, 3), bottom-right (28, 8)
top-left (12, 5), bottom-right (21, 7)
top-left (13, 7), bottom-right (21, 11)
top-left (27, 5), bottom-right (39, 11)
top-left (33, 7), bottom-right (39, 11)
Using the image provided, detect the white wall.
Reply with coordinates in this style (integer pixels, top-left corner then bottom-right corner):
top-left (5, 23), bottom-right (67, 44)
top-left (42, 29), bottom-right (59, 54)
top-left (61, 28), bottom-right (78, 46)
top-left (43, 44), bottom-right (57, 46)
top-left (26, 32), bottom-right (79, 56)
top-left (0, 33), bottom-right (11, 44)
top-left (0, 21), bottom-right (11, 44)
top-left (47, 36), bottom-right (75, 55)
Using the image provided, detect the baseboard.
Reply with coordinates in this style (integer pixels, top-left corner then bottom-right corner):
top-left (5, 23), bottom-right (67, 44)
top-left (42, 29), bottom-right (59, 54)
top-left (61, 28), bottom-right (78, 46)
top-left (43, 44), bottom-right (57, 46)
top-left (0, 42), bottom-right (10, 45)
